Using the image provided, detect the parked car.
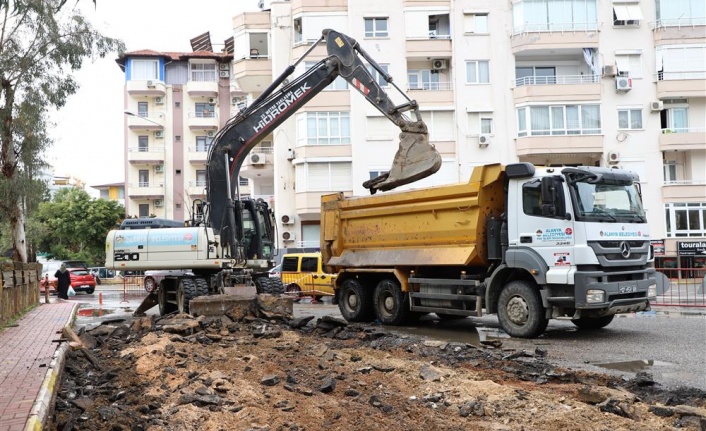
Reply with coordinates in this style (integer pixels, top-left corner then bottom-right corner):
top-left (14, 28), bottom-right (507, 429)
top-left (280, 252), bottom-right (336, 301)
top-left (268, 264), bottom-right (282, 279)
top-left (143, 269), bottom-right (193, 293)
top-left (89, 267), bottom-right (116, 285)
top-left (40, 264), bottom-right (96, 295)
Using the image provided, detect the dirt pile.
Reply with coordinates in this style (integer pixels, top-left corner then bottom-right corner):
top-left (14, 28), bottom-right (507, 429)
top-left (49, 310), bottom-right (706, 431)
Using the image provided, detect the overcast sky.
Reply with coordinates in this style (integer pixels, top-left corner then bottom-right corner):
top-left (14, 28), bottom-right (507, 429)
top-left (48, 0), bottom-right (259, 191)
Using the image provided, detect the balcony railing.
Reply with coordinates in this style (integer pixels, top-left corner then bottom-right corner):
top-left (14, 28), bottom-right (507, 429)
top-left (650, 17), bottom-right (706, 29)
top-left (661, 127), bottom-right (706, 134)
top-left (663, 179), bottom-right (706, 186)
top-left (656, 71), bottom-right (706, 81)
top-left (187, 146), bottom-right (213, 153)
top-left (188, 111), bottom-right (217, 119)
top-left (130, 182), bottom-right (164, 188)
top-left (128, 146), bottom-right (165, 153)
top-left (515, 74), bottom-right (599, 86)
top-left (512, 21), bottom-right (600, 35)
top-left (188, 180), bottom-right (207, 187)
top-left (407, 81), bottom-right (452, 91)
top-left (407, 33), bottom-right (451, 40)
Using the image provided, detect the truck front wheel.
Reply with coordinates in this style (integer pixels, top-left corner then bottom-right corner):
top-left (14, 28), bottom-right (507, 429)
top-left (374, 279), bottom-right (409, 325)
top-left (572, 315), bottom-right (614, 330)
top-left (497, 280), bottom-right (548, 338)
top-left (177, 278), bottom-right (201, 314)
top-left (338, 279), bottom-right (374, 322)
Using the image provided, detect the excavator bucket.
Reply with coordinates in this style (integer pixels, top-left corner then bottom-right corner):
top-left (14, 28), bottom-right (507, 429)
top-left (363, 131), bottom-right (442, 193)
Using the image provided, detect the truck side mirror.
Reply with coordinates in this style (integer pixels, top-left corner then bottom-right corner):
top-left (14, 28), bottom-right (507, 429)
top-left (540, 177), bottom-right (556, 216)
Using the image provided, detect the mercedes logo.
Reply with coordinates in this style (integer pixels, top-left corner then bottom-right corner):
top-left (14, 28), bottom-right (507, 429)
top-left (620, 241), bottom-right (631, 259)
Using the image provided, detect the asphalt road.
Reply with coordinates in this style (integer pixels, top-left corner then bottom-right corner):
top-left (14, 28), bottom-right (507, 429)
top-left (70, 292), bottom-right (706, 391)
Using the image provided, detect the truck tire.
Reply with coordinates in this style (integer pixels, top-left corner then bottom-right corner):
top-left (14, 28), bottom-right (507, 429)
top-left (177, 278), bottom-right (200, 314)
top-left (497, 280), bottom-right (548, 338)
top-left (571, 315), bottom-right (615, 330)
top-left (373, 279), bottom-right (409, 325)
top-left (338, 279), bottom-right (374, 322)
top-left (158, 286), bottom-right (177, 316)
top-left (256, 277), bottom-right (285, 295)
top-left (194, 277), bottom-right (210, 296)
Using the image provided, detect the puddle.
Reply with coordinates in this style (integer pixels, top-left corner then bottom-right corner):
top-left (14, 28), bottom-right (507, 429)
top-left (77, 308), bottom-right (115, 317)
top-left (595, 359), bottom-right (654, 373)
top-left (392, 324), bottom-right (481, 345)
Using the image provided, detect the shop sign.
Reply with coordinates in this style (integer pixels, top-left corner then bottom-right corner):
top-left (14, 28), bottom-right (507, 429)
top-left (677, 241), bottom-right (706, 256)
top-left (650, 239), bottom-right (665, 257)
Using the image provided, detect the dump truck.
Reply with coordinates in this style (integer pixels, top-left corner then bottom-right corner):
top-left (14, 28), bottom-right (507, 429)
top-left (321, 163), bottom-right (657, 338)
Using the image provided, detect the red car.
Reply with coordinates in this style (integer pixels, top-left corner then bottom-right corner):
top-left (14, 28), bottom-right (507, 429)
top-left (40, 262), bottom-right (96, 295)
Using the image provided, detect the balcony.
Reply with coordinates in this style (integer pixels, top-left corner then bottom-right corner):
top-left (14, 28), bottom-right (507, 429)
top-left (186, 180), bottom-right (207, 198)
top-left (516, 135), bottom-right (603, 157)
top-left (406, 37), bottom-right (452, 60)
top-left (126, 80), bottom-right (166, 97)
top-left (511, 23), bottom-right (600, 53)
top-left (127, 182), bottom-right (165, 199)
top-left (187, 111), bottom-right (219, 131)
top-left (233, 58), bottom-right (273, 94)
top-left (126, 114), bottom-right (165, 131)
top-left (185, 80), bottom-right (219, 98)
top-left (655, 73), bottom-right (706, 99)
top-left (239, 147), bottom-right (274, 180)
top-left (651, 18), bottom-right (706, 44)
top-left (127, 146), bottom-right (165, 164)
top-left (663, 180), bottom-right (706, 203)
top-left (513, 75), bottom-right (601, 103)
top-left (187, 146), bottom-right (210, 165)
top-left (407, 81), bottom-right (454, 105)
top-left (659, 128), bottom-right (706, 152)
top-left (291, 0), bottom-right (347, 14)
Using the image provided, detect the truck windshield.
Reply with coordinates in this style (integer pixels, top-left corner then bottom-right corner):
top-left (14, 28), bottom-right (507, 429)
top-left (572, 180), bottom-right (646, 222)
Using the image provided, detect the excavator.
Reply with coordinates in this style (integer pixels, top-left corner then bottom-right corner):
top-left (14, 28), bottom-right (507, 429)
top-left (106, 29), bottom-right (441, 316)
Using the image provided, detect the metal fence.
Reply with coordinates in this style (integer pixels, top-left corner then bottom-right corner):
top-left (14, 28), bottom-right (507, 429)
top-left (653, 267), bottom-right (706, 307)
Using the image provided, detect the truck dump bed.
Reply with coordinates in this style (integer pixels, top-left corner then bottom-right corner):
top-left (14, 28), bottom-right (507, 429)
top-left (321, 164), bottom-right (506, 269)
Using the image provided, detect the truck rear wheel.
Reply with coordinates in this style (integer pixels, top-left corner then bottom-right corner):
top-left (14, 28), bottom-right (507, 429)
top-left (338, 279), bottom-right (374, 322)
top-left (572, 315), bottom-right (614, 330)
top-left (497, 280), bottom-right (548, 338)
top-left (177, 278), bottom-right (202, 314)
top-left (158, 286), bottom-right (177, 316)
top-left (373, 279), bottom-right (409, 325)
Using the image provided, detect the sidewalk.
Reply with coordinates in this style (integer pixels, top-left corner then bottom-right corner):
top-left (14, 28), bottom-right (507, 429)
top-left (0, 299), bottom-right (77, 431)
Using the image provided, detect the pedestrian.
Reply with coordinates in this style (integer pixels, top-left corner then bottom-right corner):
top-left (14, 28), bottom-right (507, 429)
top-left (55, 263), bottom-right (71, 300)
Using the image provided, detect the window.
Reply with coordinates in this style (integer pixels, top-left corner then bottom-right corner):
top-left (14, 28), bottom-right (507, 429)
top-left (466, 61), bottom-right (490, 84)
top-left (420, 111), bottom-right (454, 141)
top-left (515, 66), bottom-right (556, 86)
top-left (615, 53), bottom-right (642, 78)
top-left (481, 118), bottom-right (493, 134)
top-left (613, 3), bottom-right (643, 26)
top-left (366, 64), bottom-right (390, 87)
top-left (131, 59), bottom-right (159, 80)
top-left (137, 102), bottom-right (148, 117)
top-left (195, 136), bottom-right (213, 152)
top-left (657, 45), bottom-right (706, 80)
top-left (366, 116), bottom-right (394, 140)
top-left (663, 162), bottom-right (679, 184)
top-left (138, 170), bottom-right (149, 187)
top-left (138, 204), bottom-right (149, 217)
top-left (664, 107), bottom-right (689, 133)
top-left (138, 136), bottom-right (149, 152)
top-left (301, 257), bottom-right (318, 272)
top-left (464, 13), bottom-right (489, 33)
top-left (305, 62), bottom-right (347, 90)
top-left (364, 17), bottom-right (388, 37)
top-left (516, 104), bottom-right (601, 137)
top-left (617, 108), bottom-right (643, 130)
top-left (656, 0), bottom-right (706, 26)
top-left (239, 176), bottom-right (249, 186)
top-left (296, 112), bottom-right (351, 146)
top-left (512, 0), bottom-right (598, 33)
top-left (195, 103), bottom-right (215, 118)
top-left (190, 63), bottom-right (216, 82)
top-left (467, 112), bottom-right (494, 134)
top-left (665, 203), bottom-right (706, 237)
top-left (195, 170), bottom-right (207, 187)
top-left (408, 69), bottom-right (441, 90)
top-left (295, 162), bottom-right (352, 191)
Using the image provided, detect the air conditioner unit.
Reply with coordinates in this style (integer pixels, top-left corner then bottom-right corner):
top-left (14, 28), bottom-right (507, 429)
top-left (154, 199), bottom-right (164, 207)
top-left (603, 65), bottom-right (617, 77)
top-left (155, 96), bottom-right (164, 105)
top-left (607, 151), bottom-right (621, 164)
top-left (249, 153), bottom-right (266, 165)
top-left (231, 97), bottom-right (240, 105)
top-left (154, 130), bottom-right (164, 139)
top-left (219, 63), bottom-right (229, 71)
top-left (281, 231), bottom-right (296, 241)
top-left (155, 164), bottom-right (164, 173)
top-left (616, 76), bottom-right (632, 91)
top-left (431, 59), bottom-right (447, 70)
top-left (281, 214), bottom-right (294, 225)
top-left (219, 70), bottom-right (230, 78)
top-left (207, 131), bottom-right (215, 137)
top-left (146, 80), bottom-right (155, 88)
top-left (208, 97), bottom-right (217, 104)
top-left (478, 134), bottom-right (492, 147)
top-left (651, 101), bottom-right (664, 112)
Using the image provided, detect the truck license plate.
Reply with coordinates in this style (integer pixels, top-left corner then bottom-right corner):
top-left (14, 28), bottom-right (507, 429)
top-left (618, 284), bottom-right (637, 294)
top-left (80, 285), bottom-right (89, 288)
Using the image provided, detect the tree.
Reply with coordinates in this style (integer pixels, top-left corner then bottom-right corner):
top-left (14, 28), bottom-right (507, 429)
top-left (33, 187), bottom-right (124, 265)
top-left (0, 0), bottom-right (124, 262)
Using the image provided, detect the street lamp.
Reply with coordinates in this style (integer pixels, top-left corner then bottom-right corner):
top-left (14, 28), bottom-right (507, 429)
top-left (124, 110), bottom-right (164, 126)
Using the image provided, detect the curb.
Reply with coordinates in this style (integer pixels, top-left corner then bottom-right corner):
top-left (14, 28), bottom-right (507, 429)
top-left (24, 303), bottom-right (79, 431)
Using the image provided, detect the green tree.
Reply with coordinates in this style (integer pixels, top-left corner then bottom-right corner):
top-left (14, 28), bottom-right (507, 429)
top-left (0, 0), bottom-right (124, 262)
top-left (33, 187), bottom-right (124, 265)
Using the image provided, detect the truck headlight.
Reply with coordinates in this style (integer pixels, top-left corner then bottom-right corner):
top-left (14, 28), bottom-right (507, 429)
top-left (647, 283), bottom-right (657, 299)
top-left (586, 289), bottom-right (605, 304)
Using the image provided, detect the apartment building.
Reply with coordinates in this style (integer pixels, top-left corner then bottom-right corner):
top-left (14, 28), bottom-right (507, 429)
top-left (118, 0), bottom-right (705, 270)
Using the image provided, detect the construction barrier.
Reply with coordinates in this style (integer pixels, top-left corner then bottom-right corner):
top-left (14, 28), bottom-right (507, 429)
top-left (653, 267), bottom-right (705, 307)
top-left (0, 262), bottom-right (41, 326)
